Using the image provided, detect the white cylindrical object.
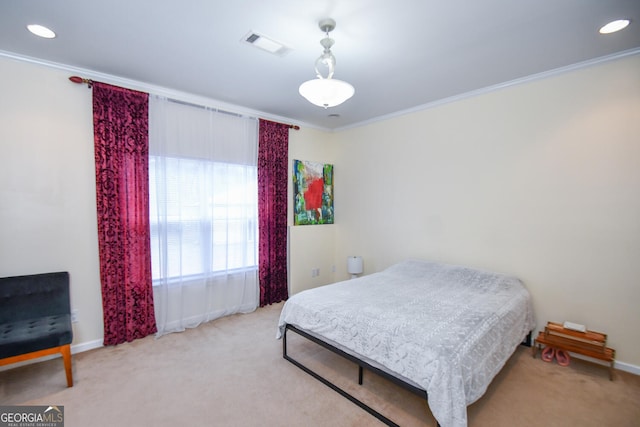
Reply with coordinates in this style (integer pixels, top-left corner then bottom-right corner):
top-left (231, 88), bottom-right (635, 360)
top-left (347, 256), bottom-right (363, 279)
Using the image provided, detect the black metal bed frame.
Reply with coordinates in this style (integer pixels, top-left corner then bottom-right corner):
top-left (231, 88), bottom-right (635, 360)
top-left (282, 323), bottom-right (533, 427)
top-left (282, 324), bottom-right (430, 427)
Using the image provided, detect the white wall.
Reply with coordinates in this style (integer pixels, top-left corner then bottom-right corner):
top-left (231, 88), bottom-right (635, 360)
top-left (2, 51), bottom-right (639, 371)
top-left (333, 54), bottom-right (640, 367)
top-left (0, 54), bottom-right (339, 348)
top-left (287, 127), bottom-right (337, 295)
top-left (0, 56), bottom-right (104, 348)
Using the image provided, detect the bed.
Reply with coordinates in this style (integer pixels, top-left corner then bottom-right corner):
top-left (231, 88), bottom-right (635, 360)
top-left (276, 259), bottom-right (535, 427)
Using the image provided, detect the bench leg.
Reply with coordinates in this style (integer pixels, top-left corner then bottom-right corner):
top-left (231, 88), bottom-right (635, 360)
top-left (609, 362), bottom-right (614, 381)
top-left (1, 345), bottom-right (73, 387)
top-left (61, 344), bottom-right (73, 387)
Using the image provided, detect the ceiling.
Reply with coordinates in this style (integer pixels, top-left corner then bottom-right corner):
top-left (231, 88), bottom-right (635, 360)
top-left (1, 1), bottom-right (639, 130)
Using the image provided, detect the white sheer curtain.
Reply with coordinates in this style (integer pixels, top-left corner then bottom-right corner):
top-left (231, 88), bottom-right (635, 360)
top-left (149, 96), bottom-right (259, 336)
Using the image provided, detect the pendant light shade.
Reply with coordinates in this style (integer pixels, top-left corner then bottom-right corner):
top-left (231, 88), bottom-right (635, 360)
top-left (299, 78), bottom-right (355, 108)
top-left (299, 18), bottom-right (354, 109)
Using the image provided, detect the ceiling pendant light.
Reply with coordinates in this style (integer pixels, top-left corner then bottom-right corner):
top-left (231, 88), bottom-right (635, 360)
top-left (299, 18), bottom-right (355, 109)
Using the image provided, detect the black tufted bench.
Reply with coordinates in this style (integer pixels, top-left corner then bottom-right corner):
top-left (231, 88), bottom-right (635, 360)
top-left (0, 271), bottom-right (73, 387)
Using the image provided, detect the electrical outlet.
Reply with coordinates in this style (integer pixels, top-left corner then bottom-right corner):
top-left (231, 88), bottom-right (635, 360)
top-left (311, 268), bottom-right (320, 277)
top-left (71, 309), bottom-right (79, 323)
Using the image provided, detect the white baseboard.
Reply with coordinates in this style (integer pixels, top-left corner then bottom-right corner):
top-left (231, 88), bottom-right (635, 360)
top-left (3, 337), bottom-right (640, 377)
top-left (71, 339), bottom-right (103, 354)
top-left (614, 360), bottom-right (640, 376)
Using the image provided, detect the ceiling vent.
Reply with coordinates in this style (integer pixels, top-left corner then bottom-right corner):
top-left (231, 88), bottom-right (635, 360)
top-left (242, 31), bottom-right (291, 56)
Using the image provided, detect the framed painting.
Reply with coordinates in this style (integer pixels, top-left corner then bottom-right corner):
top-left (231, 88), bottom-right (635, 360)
top-left (293, 159), bottom-right (334, 225)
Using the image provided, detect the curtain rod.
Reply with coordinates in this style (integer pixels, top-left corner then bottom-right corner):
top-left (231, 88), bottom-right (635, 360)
top-left (68, 75), bottom-right (300, 130)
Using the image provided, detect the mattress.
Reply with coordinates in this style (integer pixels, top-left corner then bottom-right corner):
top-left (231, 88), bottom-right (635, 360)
top-left (277, 259), bottom-right (535, 427)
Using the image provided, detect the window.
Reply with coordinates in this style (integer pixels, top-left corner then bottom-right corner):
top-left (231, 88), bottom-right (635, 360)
top-left (148, 95), bottom-right (259, 335)
top-left (149, 155), bottom-right (258, 283)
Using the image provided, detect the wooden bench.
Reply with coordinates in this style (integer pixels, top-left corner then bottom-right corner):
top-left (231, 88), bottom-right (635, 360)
top-left (532, 321), bottom-right (615, 380)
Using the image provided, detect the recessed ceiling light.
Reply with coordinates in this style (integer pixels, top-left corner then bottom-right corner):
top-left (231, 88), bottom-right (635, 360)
top-left (599, 19), bottom-right (630, 34)
top-left (27, 24), bottom-right (56, 39)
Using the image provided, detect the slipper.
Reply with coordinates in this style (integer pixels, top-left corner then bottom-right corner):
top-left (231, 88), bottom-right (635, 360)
top-left (541, 346), bottom-right (555, 362)
top-left (556, 349), bottom-right (571, 366)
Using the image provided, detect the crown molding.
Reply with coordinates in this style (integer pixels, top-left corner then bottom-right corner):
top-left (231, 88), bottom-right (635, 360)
top-left (0, 49), bottom-right (323, 131)
top-left (335, 47), bottom-right (640, 132)
top-left (3, 47), bottom-right (638, 135)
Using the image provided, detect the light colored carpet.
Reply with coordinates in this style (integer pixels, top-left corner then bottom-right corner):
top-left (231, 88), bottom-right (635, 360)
top-left (1, 302), bottom-right (639, 426)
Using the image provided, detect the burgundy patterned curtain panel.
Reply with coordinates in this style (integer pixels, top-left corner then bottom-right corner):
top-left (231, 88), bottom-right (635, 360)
top-left (258, 119), bottom-right (289, 306)
top-left (92, 82), bottom-right (157, 345)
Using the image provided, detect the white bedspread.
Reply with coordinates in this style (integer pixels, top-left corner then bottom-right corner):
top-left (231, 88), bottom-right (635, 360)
top-left (277, 259), bottom-right (535, 427)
